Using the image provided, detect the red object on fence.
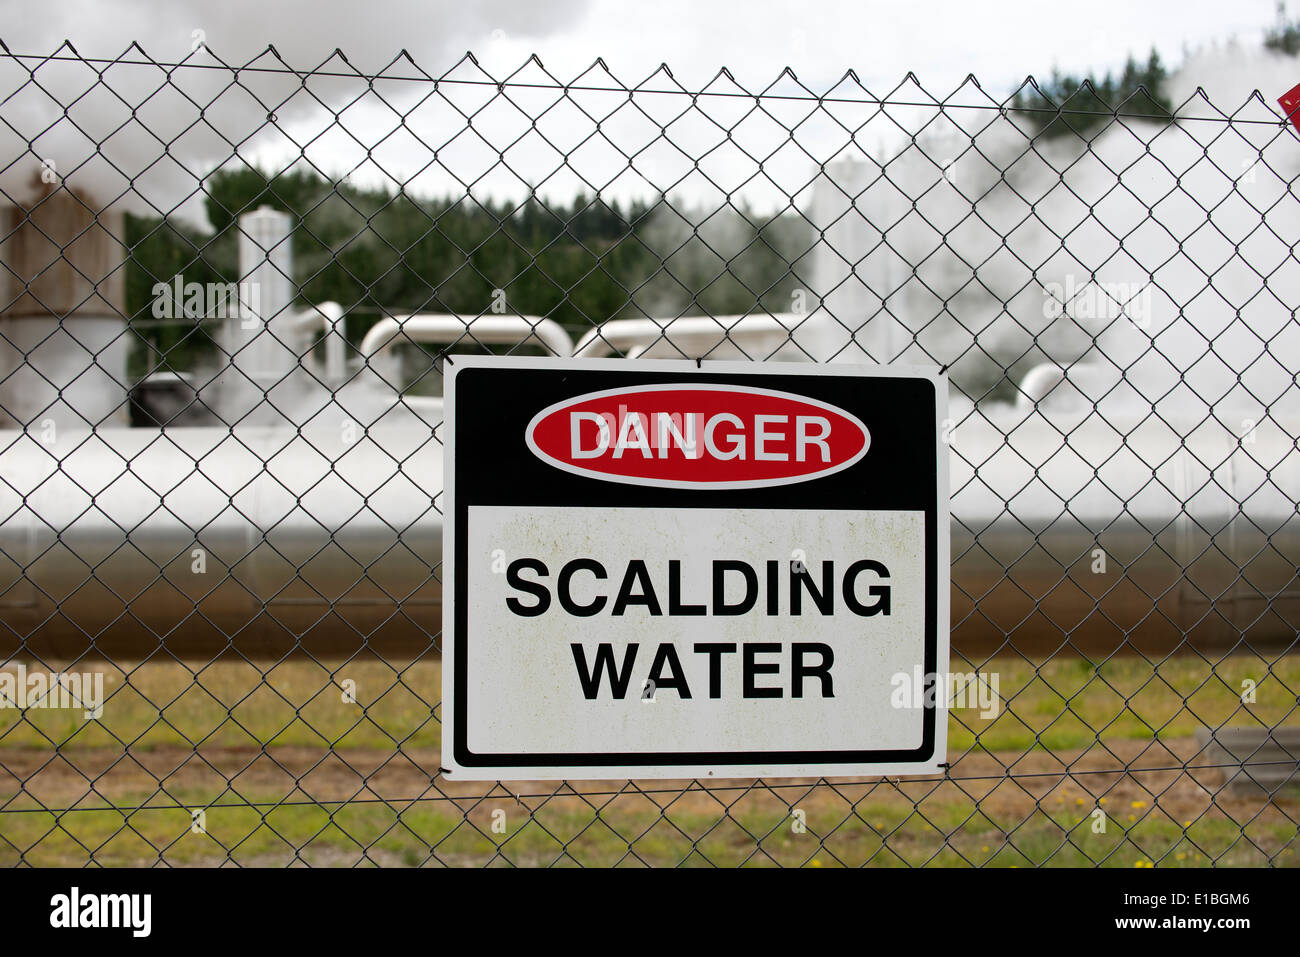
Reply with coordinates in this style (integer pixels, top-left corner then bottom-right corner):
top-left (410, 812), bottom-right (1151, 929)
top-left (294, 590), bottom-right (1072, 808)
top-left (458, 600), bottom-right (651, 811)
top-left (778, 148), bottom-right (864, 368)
top-left (1279, 82), bottom-right (1300, 133)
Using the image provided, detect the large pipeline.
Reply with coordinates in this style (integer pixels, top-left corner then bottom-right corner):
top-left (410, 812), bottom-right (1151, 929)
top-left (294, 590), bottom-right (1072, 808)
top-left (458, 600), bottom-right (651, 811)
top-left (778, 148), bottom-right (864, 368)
top-left (1, 403), bottom-right (1297, 661)
top-left (0, 424), bottom-right (441, 660)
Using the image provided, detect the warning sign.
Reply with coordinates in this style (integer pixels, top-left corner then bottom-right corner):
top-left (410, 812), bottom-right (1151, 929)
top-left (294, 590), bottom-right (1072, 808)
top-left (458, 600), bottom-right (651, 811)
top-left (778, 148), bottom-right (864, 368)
top-left (441, 357), bottom-right (949, 780)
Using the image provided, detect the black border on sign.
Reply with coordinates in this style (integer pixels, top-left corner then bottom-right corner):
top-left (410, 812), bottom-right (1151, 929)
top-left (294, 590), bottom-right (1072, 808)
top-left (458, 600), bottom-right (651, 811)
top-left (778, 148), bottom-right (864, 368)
top-left (448, 358), bottom-right (943, 773)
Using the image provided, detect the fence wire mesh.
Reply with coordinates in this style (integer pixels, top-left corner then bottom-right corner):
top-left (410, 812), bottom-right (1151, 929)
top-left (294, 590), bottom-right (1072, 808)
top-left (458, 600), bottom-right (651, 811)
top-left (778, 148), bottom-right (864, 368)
top-left (0, 45), bottom-right (1298, 867)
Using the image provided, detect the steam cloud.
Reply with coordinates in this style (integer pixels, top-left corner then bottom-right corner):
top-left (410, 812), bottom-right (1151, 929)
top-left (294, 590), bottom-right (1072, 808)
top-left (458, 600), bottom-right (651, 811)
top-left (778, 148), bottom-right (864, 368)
top-left (809, 44), bottom-right (1300, 419)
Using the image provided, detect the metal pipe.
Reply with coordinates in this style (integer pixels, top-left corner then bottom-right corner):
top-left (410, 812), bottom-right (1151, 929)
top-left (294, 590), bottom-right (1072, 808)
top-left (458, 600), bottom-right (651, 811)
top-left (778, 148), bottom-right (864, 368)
top-left (947, 407), bottom-right (1300, 659)
top-left (290, 301), bottom-right (348, 385)
top-left (1015, 362), bottom-right (1122, 414)
top-left (360, 314), bottom-right (575, 369)
top-left (2, 406), bottom-right (1297, 661)
top-left (0, 425), bottom-right (441, 660)
top-left (573, 315), bottom-right (806, 359)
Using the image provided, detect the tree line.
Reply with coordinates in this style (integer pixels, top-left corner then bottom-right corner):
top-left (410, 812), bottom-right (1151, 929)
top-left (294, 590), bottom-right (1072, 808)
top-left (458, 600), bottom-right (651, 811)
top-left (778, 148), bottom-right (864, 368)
top-left (123, 167), bottom-right (811, 378)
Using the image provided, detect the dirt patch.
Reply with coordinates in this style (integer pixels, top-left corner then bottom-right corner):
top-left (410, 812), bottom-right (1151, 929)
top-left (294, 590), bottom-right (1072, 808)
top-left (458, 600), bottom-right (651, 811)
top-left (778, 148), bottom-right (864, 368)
top-left (3, 735), bottom-right (1293, 826)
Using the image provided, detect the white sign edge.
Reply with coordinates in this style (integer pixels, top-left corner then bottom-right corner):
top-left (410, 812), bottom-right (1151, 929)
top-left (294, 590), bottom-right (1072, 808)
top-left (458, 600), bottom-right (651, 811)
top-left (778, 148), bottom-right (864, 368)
top-left (440, 355), bottom-right (951, 782)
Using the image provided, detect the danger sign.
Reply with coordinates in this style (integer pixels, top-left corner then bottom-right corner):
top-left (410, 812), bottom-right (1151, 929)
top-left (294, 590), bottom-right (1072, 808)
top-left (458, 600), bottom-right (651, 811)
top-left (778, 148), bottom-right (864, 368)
top-left (527, 384), bottom-right (870, 487)
top-left (441, 357), bottom-right (949, 780)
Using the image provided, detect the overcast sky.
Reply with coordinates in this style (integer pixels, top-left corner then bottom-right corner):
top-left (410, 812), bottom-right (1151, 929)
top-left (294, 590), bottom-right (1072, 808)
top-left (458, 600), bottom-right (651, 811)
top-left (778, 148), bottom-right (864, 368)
top-left (1, 0), bottom-right (1294, 216)
top-left (506, 0), bottom-right (1288, 93)
top-left (0, 0), bottom-right (1289, 92)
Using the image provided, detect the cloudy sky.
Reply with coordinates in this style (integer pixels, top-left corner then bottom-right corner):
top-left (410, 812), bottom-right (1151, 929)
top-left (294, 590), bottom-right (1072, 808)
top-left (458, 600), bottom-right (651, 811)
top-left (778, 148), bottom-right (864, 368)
top-left (0, 0), bottom-right (1294, 217)
top-left (0, 0), bottom-right (1289, 92)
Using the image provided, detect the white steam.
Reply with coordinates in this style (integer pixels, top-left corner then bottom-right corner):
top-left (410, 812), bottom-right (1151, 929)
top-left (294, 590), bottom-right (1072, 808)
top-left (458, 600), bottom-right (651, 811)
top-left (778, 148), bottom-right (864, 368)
top-left (808, 44), bottom-right (1300, 420)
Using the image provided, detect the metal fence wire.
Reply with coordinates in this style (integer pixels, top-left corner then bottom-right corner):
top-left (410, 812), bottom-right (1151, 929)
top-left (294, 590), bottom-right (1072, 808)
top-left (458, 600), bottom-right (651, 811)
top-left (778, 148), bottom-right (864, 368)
top-left (0, 45), bottom-right (1298, 867)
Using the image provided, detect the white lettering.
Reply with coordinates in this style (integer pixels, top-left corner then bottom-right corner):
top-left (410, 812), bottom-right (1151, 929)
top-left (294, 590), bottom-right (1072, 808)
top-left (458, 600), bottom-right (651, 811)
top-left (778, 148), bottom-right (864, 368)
top-left (704, 413), bottom-right (746, 460)
top-left (796, 415), bottom-right (832, 462)
top-left (570, 412), bottom-right (611, 458)
top-left (753, 415), bottom-right (788, 461)
top-left (613, 411), bottom-right (653, 458)
top-left (49, 886), bottom-right (151, 938)
top-left (655, 412), bottom-right (700, 458)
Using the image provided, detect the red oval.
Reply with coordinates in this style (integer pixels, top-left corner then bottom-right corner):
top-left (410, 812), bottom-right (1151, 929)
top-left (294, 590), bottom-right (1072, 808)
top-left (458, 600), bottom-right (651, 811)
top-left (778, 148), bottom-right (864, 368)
top-left (525, 384), bottom-right (870, 489)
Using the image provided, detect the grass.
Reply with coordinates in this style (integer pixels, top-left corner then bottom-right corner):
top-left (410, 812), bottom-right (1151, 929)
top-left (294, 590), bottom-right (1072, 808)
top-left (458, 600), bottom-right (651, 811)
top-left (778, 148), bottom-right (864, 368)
top-left (2, 652), bottom-right (1298, 866)
top-left (3, 782), bottom-right (1294, 868)
top-left (3, 653), bottom-right (1296, 755)
top-left (946, 652), bottom-right (1300, 753)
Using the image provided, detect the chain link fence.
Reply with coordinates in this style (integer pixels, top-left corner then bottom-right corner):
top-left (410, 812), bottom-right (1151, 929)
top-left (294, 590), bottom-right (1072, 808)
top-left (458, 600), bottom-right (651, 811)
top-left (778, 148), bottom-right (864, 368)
top-left (1, 44), bottom-right (1298, 866)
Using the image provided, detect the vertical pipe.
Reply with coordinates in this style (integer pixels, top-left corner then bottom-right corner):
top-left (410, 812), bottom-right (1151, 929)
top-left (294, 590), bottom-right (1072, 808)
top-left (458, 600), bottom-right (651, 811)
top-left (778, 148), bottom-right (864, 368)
top-left (221, 206), bottom-right (298, 425)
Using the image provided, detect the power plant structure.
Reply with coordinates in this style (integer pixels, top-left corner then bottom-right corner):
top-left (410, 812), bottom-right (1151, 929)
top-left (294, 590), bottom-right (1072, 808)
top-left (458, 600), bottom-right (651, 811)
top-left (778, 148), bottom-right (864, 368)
top-left (2, 165), bottom-right (1297, 663)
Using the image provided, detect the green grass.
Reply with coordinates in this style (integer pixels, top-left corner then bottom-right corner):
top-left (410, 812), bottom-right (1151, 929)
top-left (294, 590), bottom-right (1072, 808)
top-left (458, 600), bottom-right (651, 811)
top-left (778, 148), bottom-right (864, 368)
top-left (0, 659), bottom-right (442, 753)
top-left (3, 783), bottom-right (1295, 868)
top-left (2, 653), bottom-right (1298, 866)
top-left (945, 653), bottom-right (1300, 753)
top-left (3, 654), bottom-right (1296, 755)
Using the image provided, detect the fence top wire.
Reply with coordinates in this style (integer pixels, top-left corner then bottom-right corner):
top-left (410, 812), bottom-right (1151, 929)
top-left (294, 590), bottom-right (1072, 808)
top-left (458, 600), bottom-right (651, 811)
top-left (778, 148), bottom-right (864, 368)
top-left (0, 43), bottom-right (1293, 127)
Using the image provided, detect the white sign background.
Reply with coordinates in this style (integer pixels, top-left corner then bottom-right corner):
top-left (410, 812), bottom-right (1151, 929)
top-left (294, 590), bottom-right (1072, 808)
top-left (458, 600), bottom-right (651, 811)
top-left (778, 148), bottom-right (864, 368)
top-left (467, 505), bottom-right (926, 756)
